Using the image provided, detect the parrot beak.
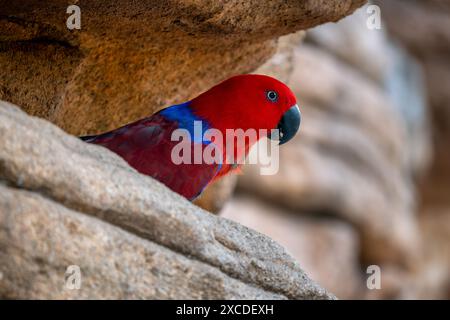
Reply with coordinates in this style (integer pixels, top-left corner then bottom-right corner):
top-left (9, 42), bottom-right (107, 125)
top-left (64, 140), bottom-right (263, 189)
top-left (269, 104), bottom-right (301, 145)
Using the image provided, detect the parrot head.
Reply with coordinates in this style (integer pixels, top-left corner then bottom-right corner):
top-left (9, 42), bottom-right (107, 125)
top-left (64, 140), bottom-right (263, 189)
top-left (190, 74), bottom-right (301, 146)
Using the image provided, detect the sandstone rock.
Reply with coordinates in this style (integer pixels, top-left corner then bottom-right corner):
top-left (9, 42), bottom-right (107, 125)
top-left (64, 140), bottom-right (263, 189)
top-left (290, 45), bottom-right (408, 168)
top-left (377, 0), bottom-right (450, 300)
top-left (414, 210), bottom-right (450, 299)
top-left (383, 45), bottom-right (432, 177)
top-left (307, 5), bottom-right (391, 83)
top-left (0, 0), bottom-right (365, 136)
top-left (365, 210), bottom-right (450, 300)
top-left (376, 0), bottom-right (450, 141)
top-left (221, 195), bottom-right (363, 299)
top-left (0, 101), bottom-right (334, 299)
top-left (375, 0), bottom-right (450, 57)
top-left (193, 175), bottom-right (238, 214)
top-left (421, 55), bottom-right (450, 138)
top-left (0, 186), bottom-right (283, 299)
top-left (378, 0), bottom-right (450, 208)
top-left (254, 31), bottom-right (305, 83)
top-left (307, 4), bottom-right (432, 175)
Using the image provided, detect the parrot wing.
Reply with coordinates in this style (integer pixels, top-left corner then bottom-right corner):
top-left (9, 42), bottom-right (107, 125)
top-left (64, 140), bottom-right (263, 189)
top-left (81, 114), bottom-right (221, 200)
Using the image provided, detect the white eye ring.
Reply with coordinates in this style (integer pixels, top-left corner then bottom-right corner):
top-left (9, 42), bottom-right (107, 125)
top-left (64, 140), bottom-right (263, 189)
top-left (266, 90), bottom-right (278, 103)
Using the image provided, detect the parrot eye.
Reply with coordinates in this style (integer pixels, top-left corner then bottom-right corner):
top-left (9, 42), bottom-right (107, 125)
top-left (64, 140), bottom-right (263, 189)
top-left (266, 90), bottom-right (278, 103)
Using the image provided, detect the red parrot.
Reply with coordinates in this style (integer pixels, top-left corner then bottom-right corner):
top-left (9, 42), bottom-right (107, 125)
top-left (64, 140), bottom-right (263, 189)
top-left (81, 74), bottom-right (301, 200)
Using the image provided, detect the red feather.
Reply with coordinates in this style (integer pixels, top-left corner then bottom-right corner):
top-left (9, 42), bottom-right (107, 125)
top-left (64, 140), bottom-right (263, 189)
top-left (81, 74), bottom-right (298, 200)
top-left (82, 114), bottom-right (220, 200)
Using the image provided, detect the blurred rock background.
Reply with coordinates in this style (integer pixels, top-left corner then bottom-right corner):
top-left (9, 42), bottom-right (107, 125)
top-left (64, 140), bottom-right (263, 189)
top-left (220, 3), bottom-right (450, 299)
top-left (377, 0), bottom-right (450, 299)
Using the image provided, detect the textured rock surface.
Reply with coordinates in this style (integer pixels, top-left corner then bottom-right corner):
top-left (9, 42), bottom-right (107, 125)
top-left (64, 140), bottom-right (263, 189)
top-left (0, 101), bottom-right (333, 299)
top-left (0, 0), bottom-right (365, 136)
top-left (221, 196), bottom-right (363, 299)
top-left (376, 0), bottom-right (450, 203)
top-left (308, 9), bottom-right (432, 175)
top-left (0, 186), bottom-right (283, 299)
top-left (375, 0), bottom-right (450, 299)
top-left (366, 210), bottom-right (450, 300)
